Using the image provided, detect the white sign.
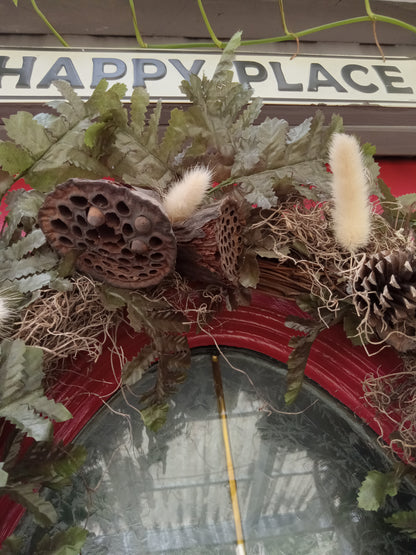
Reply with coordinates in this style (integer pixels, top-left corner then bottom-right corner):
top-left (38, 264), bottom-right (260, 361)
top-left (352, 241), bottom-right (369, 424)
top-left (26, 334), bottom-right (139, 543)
top-left (0, 47), bottom-right (415, 107)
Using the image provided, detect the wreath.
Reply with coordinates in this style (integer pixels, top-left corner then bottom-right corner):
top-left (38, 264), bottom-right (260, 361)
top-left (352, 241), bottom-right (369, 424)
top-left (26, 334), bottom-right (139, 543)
top-left (1, 33), bottom-right (416, 550)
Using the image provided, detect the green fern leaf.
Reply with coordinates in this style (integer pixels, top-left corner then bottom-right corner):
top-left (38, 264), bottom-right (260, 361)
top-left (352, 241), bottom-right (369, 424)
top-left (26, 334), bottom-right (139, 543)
top-left (0, 399), bottom-right (54, 441)
top-left (130, 87), bottom-right (150, 137)
top-left (1, 229), bottom-right (47, 261)
top-left (3, 112), bottom-right (52, 158)
top-left (143, 101), bottom-right (162, 153)
top-left (33, 112), bottom-right (70, 142)
top-left (84, 121), bottom-right (106, 148)
top-left (0, 142), bottom-right (34, 174)
top-left (34, 527), bottom-right (88, 555)
top-left (29, 396), bottom-right (72, 423)
top-left (25, 119), bottom-right (109, 192)
top-left (0, 340), bottom-right (71, 440)
top-left (385, 511), bottom-right (416, 538)
top-left (52, 80), bottom-right (86, 123)
top-left (159, 107), bottom-right (190, 164)
top-left (4, 483), bottom-right (57, 526)
top-left (11, 270), bottom-right (61, 293)
top-left (123, 343), bottom-right (157, 386)
top-left (1, 189), bottom-right (45, 245)
top-left (285, 323), bottom-right (323, 404)
top-left (0, 251), bottom-right (58, 281)
top-left (106, 129), bottom-right (173, 188)
top-left (86, 80), bottom-right (127, 118)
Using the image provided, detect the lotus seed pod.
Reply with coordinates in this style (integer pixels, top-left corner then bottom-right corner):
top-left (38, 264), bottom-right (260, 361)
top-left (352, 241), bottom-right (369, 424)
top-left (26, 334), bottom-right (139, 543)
top-left (38, 178), bottom-right (177, 289)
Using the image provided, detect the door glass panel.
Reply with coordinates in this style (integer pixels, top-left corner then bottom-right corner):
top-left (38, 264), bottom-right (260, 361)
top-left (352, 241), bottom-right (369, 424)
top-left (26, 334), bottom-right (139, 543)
top-left (15, 347), bottom-right (416, 554)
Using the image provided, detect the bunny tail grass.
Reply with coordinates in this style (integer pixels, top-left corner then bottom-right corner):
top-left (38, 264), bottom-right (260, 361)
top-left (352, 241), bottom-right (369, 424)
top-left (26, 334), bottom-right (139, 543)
top-left (329, 133), bottom-right (371, 253)
top-left (163, 167), bottom-right (213, 223)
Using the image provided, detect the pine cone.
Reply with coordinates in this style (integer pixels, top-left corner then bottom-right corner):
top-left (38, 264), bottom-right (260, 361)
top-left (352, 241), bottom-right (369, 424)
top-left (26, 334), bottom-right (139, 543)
top-left (354, 250), bottom-right (416, 352)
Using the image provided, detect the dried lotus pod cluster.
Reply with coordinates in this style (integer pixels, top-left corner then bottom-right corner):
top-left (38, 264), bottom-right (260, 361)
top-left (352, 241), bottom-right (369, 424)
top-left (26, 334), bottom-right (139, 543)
top-left (174, 196), bottom-right (244, 286)
top-left (38, 178), bottom-right (177, 289)
top-left (354, 249), bottom-right (416, 352)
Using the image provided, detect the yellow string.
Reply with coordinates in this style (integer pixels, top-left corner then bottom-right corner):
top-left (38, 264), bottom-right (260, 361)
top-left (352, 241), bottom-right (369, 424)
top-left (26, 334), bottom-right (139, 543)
top-left (212, 355), bottom-right (246, 554)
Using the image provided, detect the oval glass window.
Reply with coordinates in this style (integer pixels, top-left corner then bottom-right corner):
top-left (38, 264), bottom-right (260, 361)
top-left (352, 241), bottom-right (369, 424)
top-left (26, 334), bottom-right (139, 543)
top-left (15, 347), bottom-right (416, 554)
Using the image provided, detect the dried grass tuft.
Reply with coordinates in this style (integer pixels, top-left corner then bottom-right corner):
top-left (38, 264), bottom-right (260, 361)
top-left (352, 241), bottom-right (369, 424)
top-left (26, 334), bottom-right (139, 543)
top-left (12, 275), bottom-right (121, 375)
top-left (363, 354), bottom-right (416, 467)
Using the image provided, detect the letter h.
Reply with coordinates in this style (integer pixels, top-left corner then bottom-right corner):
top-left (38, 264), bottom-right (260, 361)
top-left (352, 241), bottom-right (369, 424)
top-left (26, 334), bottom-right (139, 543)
top-left (0, 56), bottom-right (36, 88)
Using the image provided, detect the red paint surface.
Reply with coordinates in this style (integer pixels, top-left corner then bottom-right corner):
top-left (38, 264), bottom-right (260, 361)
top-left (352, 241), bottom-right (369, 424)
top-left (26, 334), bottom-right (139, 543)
top-left (0, 158), bottom-right (415, 542)
top-left (378, 158), bottom-right (416, 195)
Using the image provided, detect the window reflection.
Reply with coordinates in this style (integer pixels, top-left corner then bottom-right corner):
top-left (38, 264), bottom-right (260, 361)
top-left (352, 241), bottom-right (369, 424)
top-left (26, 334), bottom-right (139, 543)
top-left (16, 348), bottom-right (416, 554)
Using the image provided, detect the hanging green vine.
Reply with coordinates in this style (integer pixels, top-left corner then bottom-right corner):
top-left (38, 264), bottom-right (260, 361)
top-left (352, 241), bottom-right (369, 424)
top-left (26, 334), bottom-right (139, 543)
top-left (8, 0), bottom-right (416, 53)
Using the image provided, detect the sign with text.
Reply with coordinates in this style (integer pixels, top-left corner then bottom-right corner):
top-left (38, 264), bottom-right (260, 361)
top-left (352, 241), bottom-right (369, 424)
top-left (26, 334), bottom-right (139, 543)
top-left (0, 47), bottom-right (415, 107)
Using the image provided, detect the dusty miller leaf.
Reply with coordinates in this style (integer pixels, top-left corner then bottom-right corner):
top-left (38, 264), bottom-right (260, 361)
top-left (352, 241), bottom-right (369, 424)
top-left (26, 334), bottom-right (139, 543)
top-left (10, 270), bottom-right (61, 294)
top-left (240, 175), bottom-right (278, 209)
top-left (231, 97), bottom-right (263, 136)
top-left (286, 117), bottom-right (312, 144)
top-left (30, 396), bottom-right (72, 423)
top-left (0, 169), bottom-right (14, 201)
top-left (357, 470), bottom-right (400, 511)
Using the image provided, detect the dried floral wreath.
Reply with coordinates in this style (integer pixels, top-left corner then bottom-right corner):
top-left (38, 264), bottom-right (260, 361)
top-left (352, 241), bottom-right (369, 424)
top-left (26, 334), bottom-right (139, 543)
top-left (1, 32), bottom-right (416, 549)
